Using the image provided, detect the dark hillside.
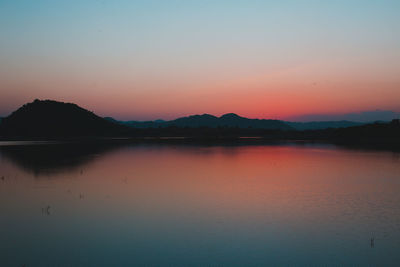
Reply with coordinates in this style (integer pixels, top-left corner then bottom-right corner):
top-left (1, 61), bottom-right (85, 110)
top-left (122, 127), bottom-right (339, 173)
top-left (0, 99), bottom-right (130, 138)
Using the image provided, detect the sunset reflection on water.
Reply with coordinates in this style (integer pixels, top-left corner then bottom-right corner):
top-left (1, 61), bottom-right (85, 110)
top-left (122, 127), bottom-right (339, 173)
top-left (1, 143), bottom-right (400, 266)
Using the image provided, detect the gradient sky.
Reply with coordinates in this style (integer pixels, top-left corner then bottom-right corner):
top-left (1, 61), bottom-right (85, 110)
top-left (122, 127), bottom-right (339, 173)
top-left (1, 0), bottom-right (399, 120)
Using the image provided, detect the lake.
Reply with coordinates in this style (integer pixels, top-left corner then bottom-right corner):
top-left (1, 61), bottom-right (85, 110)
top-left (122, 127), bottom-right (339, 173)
top-left (1, 142), bottom-right (400, 266)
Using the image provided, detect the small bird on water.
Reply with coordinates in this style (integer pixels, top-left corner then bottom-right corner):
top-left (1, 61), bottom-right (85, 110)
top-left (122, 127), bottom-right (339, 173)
top-left (42, 205), bottom-right (51, 215)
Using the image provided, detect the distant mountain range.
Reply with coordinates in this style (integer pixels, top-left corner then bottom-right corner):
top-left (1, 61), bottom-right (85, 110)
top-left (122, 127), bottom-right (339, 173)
top-left (105, 115), bottom-right (364, 130)
top-left (106, 113), bottom-right (294, 130)
top-left (0, 100), bottom-right (399, 144)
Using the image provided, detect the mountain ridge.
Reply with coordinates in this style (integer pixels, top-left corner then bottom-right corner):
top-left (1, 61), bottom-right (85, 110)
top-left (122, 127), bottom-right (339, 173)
top-left (0, 100), bottom-right (399, 149)
top-left (0, 100), bottom-right (398, 140)
top-left (106, 113), bottom-right (365, 130)
top-left (107, 113), bottom-right (293, 130)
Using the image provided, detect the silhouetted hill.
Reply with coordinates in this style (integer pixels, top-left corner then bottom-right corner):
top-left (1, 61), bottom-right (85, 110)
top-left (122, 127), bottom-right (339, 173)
top-left (214, 113), bottom-right (292, 129)
top-left (107, 114), bottom-right (370, 130)
top-left (1, 100), bottom-right (399, 148)
top-left (103, 117), bottom-right (120, 124)
top-left (167, 114), bottom-right (220, 127)
top-left (0, 99), bottom-right (130, 138)
top-left (108, 113), bottom-right (293, 130)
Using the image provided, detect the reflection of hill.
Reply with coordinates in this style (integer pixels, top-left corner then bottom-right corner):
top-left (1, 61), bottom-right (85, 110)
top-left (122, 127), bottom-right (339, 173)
top-left (0, 142), bottom-right (121, 176)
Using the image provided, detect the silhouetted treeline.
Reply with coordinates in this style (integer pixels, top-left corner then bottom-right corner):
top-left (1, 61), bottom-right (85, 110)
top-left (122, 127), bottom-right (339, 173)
top-left (127, 120), bottom-right (400, 143)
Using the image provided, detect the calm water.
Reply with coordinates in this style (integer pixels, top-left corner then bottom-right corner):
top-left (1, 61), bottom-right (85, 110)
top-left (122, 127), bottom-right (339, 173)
top-left (1, 142), bottom-right (400, 266)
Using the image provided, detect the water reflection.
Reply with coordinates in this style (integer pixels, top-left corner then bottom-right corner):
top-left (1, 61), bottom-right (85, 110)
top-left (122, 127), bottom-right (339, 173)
top-left (0, 142), bottom-right (121, 176)
top-left (0, 142), bottom-right (400, 266)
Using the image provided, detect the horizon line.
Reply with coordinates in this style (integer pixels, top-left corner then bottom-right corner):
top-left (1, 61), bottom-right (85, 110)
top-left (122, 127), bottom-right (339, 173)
top-left (1, 99), bottom-right (399, 123)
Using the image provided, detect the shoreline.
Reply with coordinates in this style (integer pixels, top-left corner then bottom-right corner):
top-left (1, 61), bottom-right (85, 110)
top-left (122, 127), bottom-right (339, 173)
top-left (1, 137), bottom-right (399, 152)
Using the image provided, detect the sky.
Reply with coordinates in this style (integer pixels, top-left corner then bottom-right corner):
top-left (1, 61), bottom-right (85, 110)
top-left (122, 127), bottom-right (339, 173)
top-left (0, 0), bottom-right (399, 121)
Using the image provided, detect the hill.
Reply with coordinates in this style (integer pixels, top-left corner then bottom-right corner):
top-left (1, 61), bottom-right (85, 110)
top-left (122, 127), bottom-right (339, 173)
top-left (0, 99), bottom-right (130, 138)
top-left (1, 100), bottom-right (398, 146)
top-left (107, 115), bottom-right (370, 130)
top-left (107, 113), bottom-right (293, 130)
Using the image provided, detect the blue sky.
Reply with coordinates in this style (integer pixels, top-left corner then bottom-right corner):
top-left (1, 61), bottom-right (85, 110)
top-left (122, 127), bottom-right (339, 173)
top-left (1, 0), bottom-right (399, 120)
